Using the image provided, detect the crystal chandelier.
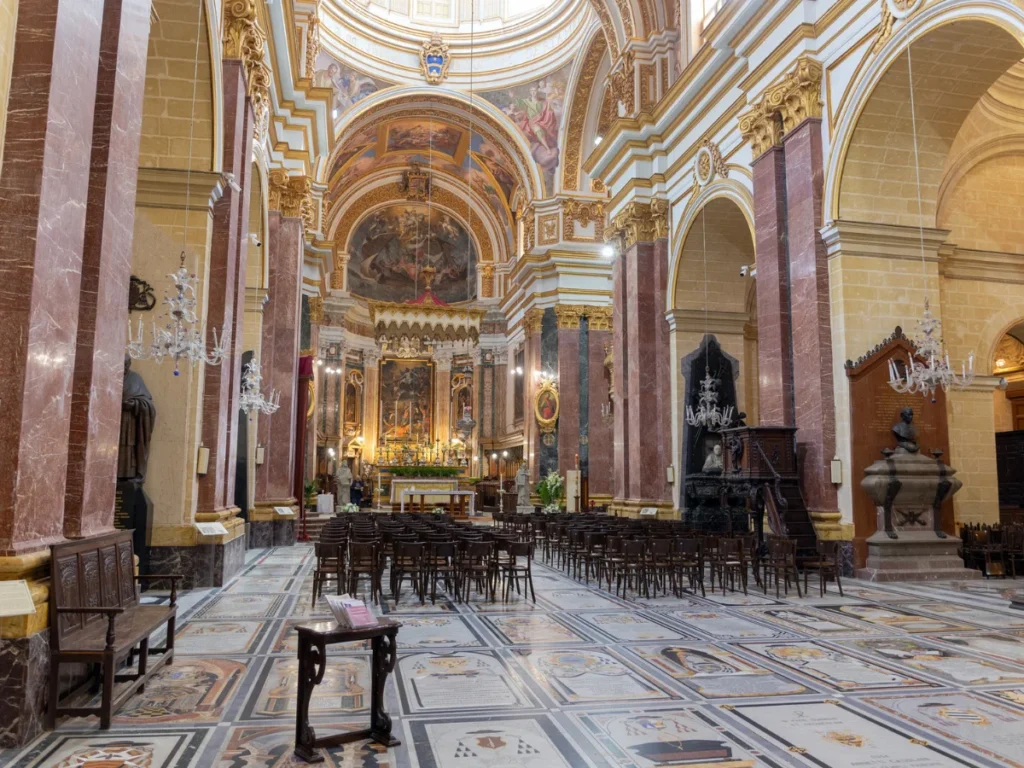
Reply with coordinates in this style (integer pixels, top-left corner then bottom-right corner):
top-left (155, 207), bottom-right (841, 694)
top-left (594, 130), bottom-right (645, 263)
top-left (887, 46), bottom-right (974, 400)
top-left (888, 297), bottom-right (973, 399)
top-left (685, 207), bottom-right (733, 431)
top-left (687, 375), bottom-right (734, 431)
top-left (127, 253), bottom-right (228, 375)
top-left (239, 359), bottom-right (281, 416)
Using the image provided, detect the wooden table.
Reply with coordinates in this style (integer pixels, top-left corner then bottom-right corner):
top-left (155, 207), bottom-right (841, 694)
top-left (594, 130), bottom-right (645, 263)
top-left (293, 618), bottom-right (402, 763)
top-left (400, 488), bottom-right (475, 517)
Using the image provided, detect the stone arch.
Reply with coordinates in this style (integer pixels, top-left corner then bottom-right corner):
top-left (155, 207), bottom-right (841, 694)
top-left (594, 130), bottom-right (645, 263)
top-left (826, 2), bottom-right (1024, 222)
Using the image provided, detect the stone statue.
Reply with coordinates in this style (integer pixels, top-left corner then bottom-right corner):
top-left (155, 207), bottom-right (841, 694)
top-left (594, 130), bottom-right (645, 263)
top-left (515, 463), bottom-right (530, 506)
top-left (892, 407), bottom-right (919, 454)
top-left (334, 461), bottom-right (353, 506)
top-left (118, 355), bottom-right (156, 483)
top-left (702, 443), bottom-right (723, 473)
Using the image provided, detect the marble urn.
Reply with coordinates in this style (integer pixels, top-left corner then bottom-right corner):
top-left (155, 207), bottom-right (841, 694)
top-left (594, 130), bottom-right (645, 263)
top-left (855, 444), bottom-right (979, 582)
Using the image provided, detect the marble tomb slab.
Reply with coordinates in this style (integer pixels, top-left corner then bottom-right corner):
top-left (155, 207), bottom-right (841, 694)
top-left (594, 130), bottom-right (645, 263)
top-left (738, 606), bottom-right (886, 637)
top-left (215, 722), bottom-right (391, 767)
top-left (816, 604), bottom-right (977, 633)
top-left (395, 650), bottom-right (537, 715)
top-left (900, 601), bottom-right (1024, 630)
top-left (7, 728), bottom-right (208, 768)
top-left (174, 620), bottom-right (271, 655)
top-left (925, 632), bottom-right (1024, 666)
top-left (837, 637), bottom-right (1024, 687)
top-left (191, 594), bottom-right (287, 621)
top-left (482, 613), bottom-right (593, 645)
top-left (663, 609), bottom-right (797, 640)
top-left (569, 611), bottom-right (695, 642)
top-left (242, 655), bottom-right (372, 720)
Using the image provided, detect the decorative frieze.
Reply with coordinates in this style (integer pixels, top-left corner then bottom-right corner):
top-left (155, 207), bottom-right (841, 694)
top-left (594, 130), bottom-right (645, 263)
top-left (480, 264), bottom-right (495, 298)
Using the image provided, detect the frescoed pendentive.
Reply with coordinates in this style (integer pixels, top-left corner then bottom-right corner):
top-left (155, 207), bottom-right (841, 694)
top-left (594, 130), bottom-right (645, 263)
top-left (513, 647), bottom-right (680, 706)
top-left (839, 637), bottom-right (1024, 686)
top-left (243, 655), bottom-right (372, 720)
top-left (630, 643), bottom-right (810, 699)
top-left (575, 707), bottom-right (764, 768)
top-left (739, 641), bottom-right (936, 692)
top-left (313, 52), bottom-right (390, 117)
top-left (395, 650), bottom-right (535, 714)
top-left (862, 691), bottom-right (1024, 767)
top-left (347, 205), bottom-right (477, 305)
top-left (724, 699), bottom-right (978, 768)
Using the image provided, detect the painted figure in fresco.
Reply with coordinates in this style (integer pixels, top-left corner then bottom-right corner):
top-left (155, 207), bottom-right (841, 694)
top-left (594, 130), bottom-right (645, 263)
top-left (506, 82), bottom-right (561, 173)
top-left (538, 391), bottom-right (557, 421)
top-left (315, 61), bottom-right (380, 114)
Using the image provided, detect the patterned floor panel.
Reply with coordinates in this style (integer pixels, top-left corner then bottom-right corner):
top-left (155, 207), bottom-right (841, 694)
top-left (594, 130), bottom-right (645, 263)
top-left (6, 544), bottom-right (1024, 767)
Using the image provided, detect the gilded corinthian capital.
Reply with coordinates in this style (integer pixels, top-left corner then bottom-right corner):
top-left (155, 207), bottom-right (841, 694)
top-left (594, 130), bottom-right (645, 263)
top-left (268, 172), bottom-right (316, 232)
top-left (738, 56), bottom-right (822, 155)
top-left (224, 0), bottom-right (266, 68)
top-left (605, 199), bottom-right (668, 251)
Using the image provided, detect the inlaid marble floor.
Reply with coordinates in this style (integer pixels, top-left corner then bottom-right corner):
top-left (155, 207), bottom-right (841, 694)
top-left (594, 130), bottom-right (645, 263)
top-left (7, 544), bottom-right (1024, 767)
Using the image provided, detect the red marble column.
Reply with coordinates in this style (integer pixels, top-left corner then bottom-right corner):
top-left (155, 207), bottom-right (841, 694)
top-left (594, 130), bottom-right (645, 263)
top-left (197, 60), bottom-right (254, 515)
top-left (64, 0), bottom-right (153, 539)
top-left (0, 0), bottom-right (105, 555)
top-left (753, 145), bottom-right (796, 428)
top-left (611, 255), bottom-right (630, 500)
top-left (557, 323), bottom-right (580, 474)
top-left (254, 212), bottom-right (303, 504)
top-left (588, 327), bottom-right (614, 497)
top-left (623, 239), bottom-right (672, 504)
top-left (525, 327), bottom-right (542, 482)
top-left (783, 118), bottom-right (838, 514)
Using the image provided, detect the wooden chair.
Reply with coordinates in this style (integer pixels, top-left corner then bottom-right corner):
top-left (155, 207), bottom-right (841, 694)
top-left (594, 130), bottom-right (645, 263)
top-left (762, 537), bottom-right (802, 598)
top-left (672, 538), bottom-right (705, 597)
top-left (311, 541), bottom-right (345, 606)
top-left (427, 541), bottom-right (458, 603)
top-left (647, 539), bottom-right (673, 597)
top-left (48, 531), bottom-right (181, 729)
top-left (802, 541), bottom-right (844, 597)
top-left (392, 542), bottom-right (427, 604)
top-left (616, 540), bottom-right (649, 598)
top-left (348, 541), bottom-right (381, 604)
top-left (713, 538), bottom-right (748, 595)
top-left (457, 541), bottom-right (496, 602)
top-left (500, 542), bottom-right (536, 603)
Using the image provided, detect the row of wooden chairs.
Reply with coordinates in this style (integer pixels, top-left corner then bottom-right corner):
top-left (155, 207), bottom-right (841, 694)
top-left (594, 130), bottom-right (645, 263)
top-left (960, 522), bottom-right (1024, 578)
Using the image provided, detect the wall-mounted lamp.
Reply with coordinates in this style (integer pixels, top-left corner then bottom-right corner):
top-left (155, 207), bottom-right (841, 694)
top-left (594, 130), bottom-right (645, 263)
top-left (830, 456), bottom-right (842, 485)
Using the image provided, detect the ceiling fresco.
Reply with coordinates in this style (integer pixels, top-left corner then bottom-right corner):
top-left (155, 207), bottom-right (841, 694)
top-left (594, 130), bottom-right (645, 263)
top-left (313, 52), bottom-right (392, 117)
top-left (347, 204), bottom-right (478, 304)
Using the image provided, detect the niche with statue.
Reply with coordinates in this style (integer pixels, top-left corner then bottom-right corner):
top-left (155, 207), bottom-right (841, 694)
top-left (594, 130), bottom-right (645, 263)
top-left (680, 335), bottom-right (747, 532)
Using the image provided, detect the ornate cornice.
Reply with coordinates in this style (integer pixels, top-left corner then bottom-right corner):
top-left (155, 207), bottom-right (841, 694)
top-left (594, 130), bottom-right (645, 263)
top-left (563, 34), bottom-right (608, 193)
top-left (739, 56), bottom-right (822, 156)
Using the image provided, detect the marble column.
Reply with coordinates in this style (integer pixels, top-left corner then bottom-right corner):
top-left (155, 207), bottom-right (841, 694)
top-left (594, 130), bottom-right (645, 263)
top-left (64, 0), bottom-right (152, 539)
top-left (611, 250), bottom-right (630, 501)
top-left (493, 349), bottom-right (508, 439)
top-left (252, 210), bottom-right (303, 538)
top-left (434, 349), bottom-right (453, 444)
top-left (362, 350), bottom-right (381, 465)
top-left (539, 308), bottom-right (559, 476)
top-left (524, 309), bottom-right (543, 481)
top-left (608, 201), bottom-right (674, 515)
top-left (197, 59), bottom-right (254, 527)
top-left (555, 306), bottom-right (581, 476)
top-left (783, 117), bottom-right (838, 517)
top-left (751, 145), bottom-right (795, 427)
top-left (587, 311), bottom-right (614, 500)
top-left (0, 0), bottom-right (104, 558)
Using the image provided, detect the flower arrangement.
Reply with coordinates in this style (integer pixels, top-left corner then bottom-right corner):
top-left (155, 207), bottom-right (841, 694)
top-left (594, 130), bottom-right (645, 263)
top-left (341, 503), bottom-right (359, 514)
top-left (535, 470), bottom-right (564, 511)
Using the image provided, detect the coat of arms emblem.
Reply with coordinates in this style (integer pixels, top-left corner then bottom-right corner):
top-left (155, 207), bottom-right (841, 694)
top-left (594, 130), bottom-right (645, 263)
top-left (421, 33), bottom-right (450, 85)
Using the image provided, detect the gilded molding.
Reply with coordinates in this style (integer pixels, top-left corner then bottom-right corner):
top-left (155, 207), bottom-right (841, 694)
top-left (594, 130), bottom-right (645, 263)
top-left (481, 264), bottom-right (495, 298)
top-left (605, 199), bottom-right (667, 250)
top-left (607, 51), bottom-right (636, 118)
top-left (639, 63), bottom-right (657, 112)
top-left (563, 34), bottom-right (608, 193)
top-left (223, 0), bottom-right (271, 141)
top-left (554, 304), bottom-right (584, 329)
top-left (308, 296), bottom-right (324, 323)
top-left (305, 9), bottom-right (321, 80)
top-left (694, 139), bottom-right (728, 186)
top-left (739, 99), bottom-right (784, 157)
top-left (587, 306), bottom-right (613, 331)
top-left (873, 0), bottom-right (923, 54)
top-left (522, 205), bottom-right (536, 253)
top-left (554, 304), bottom-right (613, 331)
top-left (272, 174), bottom-right (316, 231)
top-left (539, 213), bottom-right (560, 245)
top-left (562, 198), bottom-right (606, 242)
top-left (524, 307), bottom-right (544, 336)
top-left (586, 0), bottom-right (620, 59)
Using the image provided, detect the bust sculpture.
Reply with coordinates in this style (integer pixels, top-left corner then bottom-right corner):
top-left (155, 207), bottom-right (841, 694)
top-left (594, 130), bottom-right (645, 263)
top-left (892, 407), bottom-right (919, 454)
top-left (334, 461), bottom-right (353, 505)
top-left (118, 355), bottom-right (156, 483)
top-left (702, 443), bottom-right (723, 473)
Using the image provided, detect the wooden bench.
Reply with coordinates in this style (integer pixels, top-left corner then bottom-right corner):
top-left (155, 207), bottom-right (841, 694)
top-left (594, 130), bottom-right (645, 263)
top-left (48, 530), bottom-right (182, 729)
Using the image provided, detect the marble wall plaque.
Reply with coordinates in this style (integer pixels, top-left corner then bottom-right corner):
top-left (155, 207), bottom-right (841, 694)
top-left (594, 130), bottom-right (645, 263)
top-left (817, 604), bottom-right (976, 633)
top-left (665, 609), bottom-right (795, 640)
top-left (576, 707), bottom-right (760, 768)
top-left (740, 642), bottom-right (935, 692)
top-left (840, 638), bottom-right (1024, 687)
top-left (513, 648), bottom-right (679, 705)
top-left (727, 700), bottom-right (974, 767)
top-left (862, 691), bottom-right (1024, 767)
top-left (397, 651), bottom-right (533, 714)
top-left (630, 644), bottom-right (810, 699)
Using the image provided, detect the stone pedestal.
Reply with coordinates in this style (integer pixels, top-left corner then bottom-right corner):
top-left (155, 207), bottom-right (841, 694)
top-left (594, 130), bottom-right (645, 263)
top-left (856, 530), bottom-right (978, 582)
top-left (855, 441), bottom-right (978, 582)
top-left (148, 533), bottom-right (245, 589)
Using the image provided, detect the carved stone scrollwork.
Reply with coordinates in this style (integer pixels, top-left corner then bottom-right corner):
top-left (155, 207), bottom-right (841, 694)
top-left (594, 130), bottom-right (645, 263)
top-left (739, 56), bottom-right (822, 156)
top-left (269, 172), bottom-right (316, 232)
top-left (563, 34), bottom-right (608, 193)
top-left (480, 264), bottom-right (495, 298)
top-left (562, 198), bottom-right (605, 242)
top-left (694, 139), bottom-right (729, 186)
top-left (305, 8), bottom-right (320, 80)
top-left (607, 50), bottom-right (636, 118)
